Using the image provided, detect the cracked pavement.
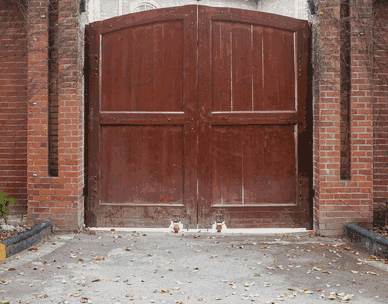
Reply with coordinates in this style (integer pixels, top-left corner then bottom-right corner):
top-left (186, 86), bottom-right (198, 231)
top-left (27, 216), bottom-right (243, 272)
top-left (0, 231), bottom-right (387, 304)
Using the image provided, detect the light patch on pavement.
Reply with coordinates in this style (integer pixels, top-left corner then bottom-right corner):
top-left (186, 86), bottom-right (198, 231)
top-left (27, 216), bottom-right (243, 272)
top-left (0, 234), bottom-right (74, 272)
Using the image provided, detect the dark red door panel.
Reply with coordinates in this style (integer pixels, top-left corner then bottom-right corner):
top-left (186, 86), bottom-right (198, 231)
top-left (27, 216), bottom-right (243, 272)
top-left (86, 6), bottom-right (198, 227)
top-left (197, 6), bottom-right (311, 228)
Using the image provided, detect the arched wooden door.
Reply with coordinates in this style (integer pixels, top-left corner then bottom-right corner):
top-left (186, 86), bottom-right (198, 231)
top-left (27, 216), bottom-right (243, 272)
top-left (86, 5), bottom-right (312, 228)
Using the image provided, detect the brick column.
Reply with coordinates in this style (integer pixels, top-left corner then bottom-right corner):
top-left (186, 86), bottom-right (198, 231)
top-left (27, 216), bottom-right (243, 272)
top-left (314, 0), bottom-right (374, 236)
top-left (27, 0), bottom-right (51, 223)
top-left (27, 0), bottom-right (84, 231)
top-left (373, 0), bottom-right (388, 224)
top-left (56, 0), bottom-right (85, 229)
top-left (0, 2), bottom-right (28, 220)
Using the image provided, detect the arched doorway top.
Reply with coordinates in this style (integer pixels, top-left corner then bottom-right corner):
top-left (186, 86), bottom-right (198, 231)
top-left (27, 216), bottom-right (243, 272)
top-left (87, 0), bottom-right (308, 23)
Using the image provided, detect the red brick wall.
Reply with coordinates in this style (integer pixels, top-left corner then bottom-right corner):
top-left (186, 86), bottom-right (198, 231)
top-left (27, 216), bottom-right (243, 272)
top-left (26, 0), bottom-right (84, 230)
top-left (313, 0), bottom-right (374, 236)
top-left (0, 0), bottom-right (386, 232)
top-left (0, 2), bottom-right (28, 219)
top-left (373, 0), bottom-right (388, 224)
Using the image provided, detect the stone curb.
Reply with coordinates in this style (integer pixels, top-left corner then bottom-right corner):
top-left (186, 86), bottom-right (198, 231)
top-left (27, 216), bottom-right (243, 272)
top-left (344, 223), bottom-right (388, 259)
top-left (0, 220), bottom-right (53, 261)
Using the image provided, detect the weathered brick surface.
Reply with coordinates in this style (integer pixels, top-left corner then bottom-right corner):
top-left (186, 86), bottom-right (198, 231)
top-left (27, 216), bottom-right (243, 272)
top-left (26, 0), bottom-right (84, 230)
top-left (0, 1), bottom-right (27, 219)
top-left (313, 0), bottom-right (374, 236)
top-left (373, 0), bottom-right (388, 224)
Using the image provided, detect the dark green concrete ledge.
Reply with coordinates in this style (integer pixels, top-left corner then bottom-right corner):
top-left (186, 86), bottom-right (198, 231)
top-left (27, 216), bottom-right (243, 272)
top-left (344, 223), bottom-right (388, 259)
top-left (0, 220), bottom-right (53, 261)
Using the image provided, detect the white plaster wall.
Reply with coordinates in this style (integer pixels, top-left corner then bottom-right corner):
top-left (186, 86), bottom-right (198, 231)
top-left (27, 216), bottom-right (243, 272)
top-left (258, 0), bottom-right (308, 19)
top-left (88, 0), bottom-right (308, 22)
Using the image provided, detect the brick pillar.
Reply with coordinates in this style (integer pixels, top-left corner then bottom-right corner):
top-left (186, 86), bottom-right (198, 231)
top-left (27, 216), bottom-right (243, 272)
top-left (373, 0), bottom-right (388, 224)
top-left (27, 0), bottom-right (84, 231)
top-left (314, 0), bottom-right (374, 236)
top-left (0, 2), bottom-right (28, 221)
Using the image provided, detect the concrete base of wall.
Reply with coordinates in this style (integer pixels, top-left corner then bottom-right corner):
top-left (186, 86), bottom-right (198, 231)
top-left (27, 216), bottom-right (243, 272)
top-left (0, 220), bottom-right (53, 261)
top-left (344, 223), bottom-right (388, 259)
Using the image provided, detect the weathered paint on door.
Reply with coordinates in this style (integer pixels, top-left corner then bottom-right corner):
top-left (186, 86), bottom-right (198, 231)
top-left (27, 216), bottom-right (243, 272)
top-left (86, 5), bottom-right (312, 228)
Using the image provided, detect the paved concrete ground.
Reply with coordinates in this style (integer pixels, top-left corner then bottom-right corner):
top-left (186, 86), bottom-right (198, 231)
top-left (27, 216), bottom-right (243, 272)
top-left (0, 231), bottom-right (387, 304)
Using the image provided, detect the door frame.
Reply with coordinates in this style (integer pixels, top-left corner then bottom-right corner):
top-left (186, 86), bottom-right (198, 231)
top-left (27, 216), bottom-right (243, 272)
top-left (84, 5), bottom-right (313, 229)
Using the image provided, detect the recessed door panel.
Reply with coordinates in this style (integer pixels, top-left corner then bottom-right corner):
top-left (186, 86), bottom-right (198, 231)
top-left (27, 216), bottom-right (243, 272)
top-left (101, 21), bottom-right (184, 112)
top-left (211, 125), bottom-right (296, 207)
top-left (100, 126), bottom-right (184, 206)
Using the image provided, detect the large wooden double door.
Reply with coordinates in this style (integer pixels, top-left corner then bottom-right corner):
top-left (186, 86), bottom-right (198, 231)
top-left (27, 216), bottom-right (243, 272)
top-left (86, 5), bottom-right (312, 228)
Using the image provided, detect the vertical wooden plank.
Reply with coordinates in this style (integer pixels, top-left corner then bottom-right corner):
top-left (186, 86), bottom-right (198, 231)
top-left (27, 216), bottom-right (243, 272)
top-left (296, 23), bottom-right (313, 228)
top-left (231, 23), bottom-right (253, 111)
top-left (212, 21), bottom-right (232, 112)
top-left (180, 5), bottom-right (199, 227)
top-left (131, 24), bottom-right (154, 110)
top-left (243, 126), bottom-right (265, 204)
top-left (252, 26), bottom-right (264, 111)
top-left (263, 28), bottom-right (295, 110)
top-left (152, 21), bottom-right (183, 112)
top-left (197, 5), bottom-right (213, 225)
top-left (86, 22), bottom-right (102, 226)
top-left (212, 127), bottom-right (243, 205)
top-left (279, 30), bottom-right (296, 110)
top-left (101, 28), bottom-right (132, 111)
top-left (263, 27), bottom-right (279, 110)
